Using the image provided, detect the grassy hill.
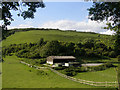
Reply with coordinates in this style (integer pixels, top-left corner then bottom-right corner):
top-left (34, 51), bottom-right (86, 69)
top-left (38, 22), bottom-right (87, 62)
top-left (2, 56), bottom-right (96, 88)
top-left (2, 29), bottom-right (115, 48)
top-left (2, 29), bottom-right (118, 89)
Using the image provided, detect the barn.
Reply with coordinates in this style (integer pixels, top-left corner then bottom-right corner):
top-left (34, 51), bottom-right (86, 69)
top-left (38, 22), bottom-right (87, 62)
top-left (47, 56), bottom-right (80, 67)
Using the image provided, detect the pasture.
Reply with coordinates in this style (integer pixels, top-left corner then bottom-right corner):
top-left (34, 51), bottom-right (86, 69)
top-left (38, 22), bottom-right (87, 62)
top-left (2, 30), bottom-right (114, 47)
top-left (74, 67), bottom-right (117, 82)
top-left (0, 63), bottom-right (2, 89)
top-left (2, 56), bottom-right (96, 88)
top-left (2, 56), bottom-right (118, 89)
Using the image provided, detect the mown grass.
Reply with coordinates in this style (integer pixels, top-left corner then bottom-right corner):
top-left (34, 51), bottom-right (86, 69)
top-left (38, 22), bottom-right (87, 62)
top-left (2, 30), bottom-right (114, 47)
top-left (74, 68), bottom-right (117, 82)
top-left (2, 56), bottom-right (100, 88)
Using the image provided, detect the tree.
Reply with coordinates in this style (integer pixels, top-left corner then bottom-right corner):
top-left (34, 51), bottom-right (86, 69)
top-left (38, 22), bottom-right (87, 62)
top-left (1, 1), bottom-right (45, 30)
top-left (88, 2), bottom-right (120, 56)
top-left (88, 2), bottom-right (120, 89)
top-left (88, 2), bottom-right (120, 31)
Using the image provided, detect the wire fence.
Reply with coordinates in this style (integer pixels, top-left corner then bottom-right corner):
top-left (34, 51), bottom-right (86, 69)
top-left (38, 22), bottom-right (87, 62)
top-left (20, 61), bottom-right (118, 88)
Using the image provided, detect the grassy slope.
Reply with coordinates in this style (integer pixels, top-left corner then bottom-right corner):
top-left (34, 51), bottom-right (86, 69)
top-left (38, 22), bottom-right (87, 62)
top-left (74, 68), bottom-right (117, 82)
top-left (2, 30), bottom-right (113, 47)
top-left (2, 56), bottom-right (97, 88)
top-left (0, 63), bottom-right (2, 89)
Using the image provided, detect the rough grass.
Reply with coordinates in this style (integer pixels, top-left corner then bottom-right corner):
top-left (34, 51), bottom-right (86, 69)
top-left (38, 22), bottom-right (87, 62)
top-left (2, 56), bottom-right (99, 88)
top-left (74, 68), bottom-right (117, 82)
top-left (2, 30), bottom-right (113, 47)
top-left (0, 63), bottom-right (2, 89)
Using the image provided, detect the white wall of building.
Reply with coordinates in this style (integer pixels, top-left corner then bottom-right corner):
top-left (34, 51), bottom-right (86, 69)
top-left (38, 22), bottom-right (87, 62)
top-left (47, 61), bottom-right (53, 64)
top-left (65, 63), bottom-right (69, 67)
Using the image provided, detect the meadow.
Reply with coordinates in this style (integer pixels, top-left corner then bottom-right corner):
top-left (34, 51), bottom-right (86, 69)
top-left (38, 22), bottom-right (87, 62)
top-left (2, 56), bottom-right (117, 89)
top-left (2, 29), bottom-right (118, 89)
top-left (2, 56), bottom-right (96, 88)
top-left (0, 63), bottom-right (2, 89)
top-left (2, 30), bottom-right (114, 47)
top-left (74, 67), bottom-right (117, 82)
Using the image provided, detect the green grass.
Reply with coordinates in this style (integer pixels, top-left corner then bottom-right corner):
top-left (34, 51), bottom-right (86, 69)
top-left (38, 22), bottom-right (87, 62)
top-left (77, 57), bottom-right (118, 63)
top-left (2, 30), bottom-right (114, 47)
top-left (0, 63), bottom-right (2, 89)
top-left (74, 68), bottom-right (117, 82)
top-left (2, 56), bottom-right (99, 88)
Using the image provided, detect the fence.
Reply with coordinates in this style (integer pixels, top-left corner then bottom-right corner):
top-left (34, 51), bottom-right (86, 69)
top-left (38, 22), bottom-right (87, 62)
top-left (49, 67), bottom-right (118, 87)
top-left (20, 61), bottom-right (118, 87)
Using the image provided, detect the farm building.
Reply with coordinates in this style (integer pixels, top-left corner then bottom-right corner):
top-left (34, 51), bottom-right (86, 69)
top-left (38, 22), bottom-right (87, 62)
top-left (47, 56), bottom-right (80, 67)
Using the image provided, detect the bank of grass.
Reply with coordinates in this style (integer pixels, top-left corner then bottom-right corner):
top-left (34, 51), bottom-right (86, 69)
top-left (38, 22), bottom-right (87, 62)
top-left (2, 56), bottom-right (99, 88)
top-left (73, 67), bottom-right (117, 82)
top-left (2, 30), bottom-right (114, 47)
top-left (0, 63), bottom-right (2, 89)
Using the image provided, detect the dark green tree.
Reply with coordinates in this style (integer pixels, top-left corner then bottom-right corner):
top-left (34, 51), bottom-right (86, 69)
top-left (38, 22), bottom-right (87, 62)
top-left (1, 1), bottom-right (45, 30)
top-left (88, 2), bottom-right (120, 89)
top-left (88, 2), bottom-right (120, 56)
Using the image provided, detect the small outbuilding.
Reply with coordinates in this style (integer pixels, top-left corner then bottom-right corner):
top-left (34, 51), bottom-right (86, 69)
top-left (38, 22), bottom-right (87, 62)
top-left (47, 56), bottom-right (80, 67)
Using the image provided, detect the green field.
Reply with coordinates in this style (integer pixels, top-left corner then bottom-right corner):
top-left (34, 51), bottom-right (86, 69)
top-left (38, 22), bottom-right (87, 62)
top-left (0, 63), bottom-right (2, 89)
top-left (2, 56), bottom-right (97, 88)
top-left (2, 29), bottom-right (118, 89)
top-left (2, 56), bottom-right (118, 88)
top-left (2, 30), bottom-right (114, 47)
top-left (74, 68), bottom-right (117, 82)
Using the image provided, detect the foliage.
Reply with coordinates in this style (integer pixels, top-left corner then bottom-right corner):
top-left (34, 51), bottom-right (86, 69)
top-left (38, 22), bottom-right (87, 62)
top-left (86, 63), bottom-right (116, 72)
top-left (88, 2), bottom-right (120, 58)
top-left (108, 51), bottom-right (116, 58)
top-left (2, 29), bottom-right (15, 40)
top-left (88, 2), bottom-right (120, 32)
top-left (114, 32), bottom-right (120, 56)
top-left (1, 2), bottom-right (45, 29)
top-left (54, 66), bottom-right (66, 70)
top-left (60, 66), bottom-right (87, 76)
top-left (2, 38), bottom-right (117, 59)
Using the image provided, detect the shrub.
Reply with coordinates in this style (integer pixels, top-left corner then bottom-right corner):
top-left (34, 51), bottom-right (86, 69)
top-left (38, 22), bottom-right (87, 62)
top-left (118, 55), bottom-right (120, 62)
top-left (109, 51), bottom-right (116, 58)
top-left (54, 66), bottom-right (66, 70)
top-left (64, 71), bottom-right (77, 76)
top-left (104, 62), bottom-right (115, 68)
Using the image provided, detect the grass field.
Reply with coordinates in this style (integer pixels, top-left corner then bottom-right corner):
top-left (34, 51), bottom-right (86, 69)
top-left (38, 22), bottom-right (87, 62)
top-left (2, 56), bottom-right (99, 88)
top-left (2, 30), bottom-right (114, 47)
top-left (0, 63), bottom-right (2, 89)
top-left (74, 68), bottom-right (117, 82)
top-left (2, 56), bottom-right (118, 88)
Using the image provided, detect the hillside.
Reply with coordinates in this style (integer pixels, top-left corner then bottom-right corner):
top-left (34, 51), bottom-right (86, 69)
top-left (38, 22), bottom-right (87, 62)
top-left (2, 29), bottom-right (118, 88)
top-left (2, 29), bottom-right (115, 48)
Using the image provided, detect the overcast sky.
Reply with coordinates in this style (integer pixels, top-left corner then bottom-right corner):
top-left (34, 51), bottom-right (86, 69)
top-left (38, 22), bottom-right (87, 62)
top-left (6, 2), bottom-right (115, 35)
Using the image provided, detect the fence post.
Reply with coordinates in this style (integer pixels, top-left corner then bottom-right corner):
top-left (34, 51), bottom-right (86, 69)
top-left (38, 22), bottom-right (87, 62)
top-left (106, 81), bottom-right (107, 87)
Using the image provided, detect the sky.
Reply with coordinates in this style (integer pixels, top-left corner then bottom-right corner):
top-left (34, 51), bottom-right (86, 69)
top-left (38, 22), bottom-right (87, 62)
top-left (5, 2), bottom-right (115, 35)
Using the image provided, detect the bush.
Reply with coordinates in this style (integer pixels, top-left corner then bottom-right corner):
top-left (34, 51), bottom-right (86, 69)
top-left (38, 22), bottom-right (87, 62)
top-left (109, 51), bottom-right (116, 58)
top-left (118, 55), bottom-right (120, 62)
top-left (104, 62), bottom-right (115, 68)
top-left (54, 66), bottom-right (66, 70)
top-left (64, 71), bottom-right (77, 76)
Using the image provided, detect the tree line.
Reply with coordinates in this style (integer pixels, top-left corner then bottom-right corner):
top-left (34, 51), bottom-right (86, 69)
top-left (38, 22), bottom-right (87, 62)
top-left (2, 38), bottom-right (117, 60)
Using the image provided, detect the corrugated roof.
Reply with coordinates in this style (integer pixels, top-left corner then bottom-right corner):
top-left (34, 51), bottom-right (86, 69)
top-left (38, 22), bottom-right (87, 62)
top-left (48, 56), bottom-right (76, 59)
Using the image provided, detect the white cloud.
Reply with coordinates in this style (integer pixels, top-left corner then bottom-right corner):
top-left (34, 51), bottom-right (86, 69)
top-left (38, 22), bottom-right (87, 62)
top-left (100, 30), bottom-right (115, 35)
top-left (7, 19), bottom-right (115, 35)
top-left (40, 19), bottom-right (114, 35)
top-left (7, 23), bottom-right (34, 29)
